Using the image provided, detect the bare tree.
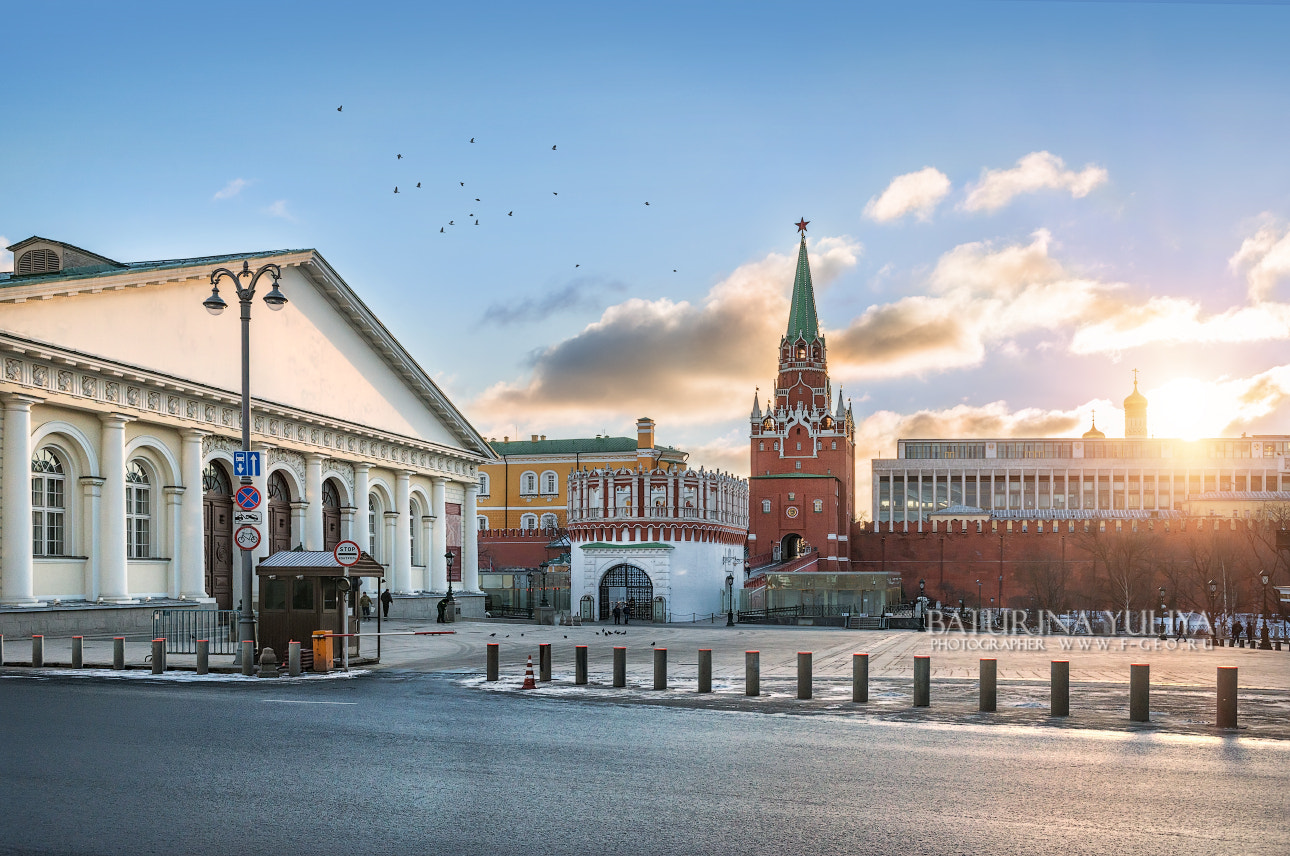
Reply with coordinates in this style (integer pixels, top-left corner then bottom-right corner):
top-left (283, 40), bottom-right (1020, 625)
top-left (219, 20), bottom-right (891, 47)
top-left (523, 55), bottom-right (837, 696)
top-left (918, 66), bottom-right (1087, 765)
top-left (1074, 526), bottom-right (1158, 631)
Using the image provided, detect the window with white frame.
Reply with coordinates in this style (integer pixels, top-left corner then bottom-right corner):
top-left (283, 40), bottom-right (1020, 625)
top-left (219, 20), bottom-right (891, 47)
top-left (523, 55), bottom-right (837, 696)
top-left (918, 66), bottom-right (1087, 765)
top-left (520, 471), bottom-right (538, 495)
top-left (368, 495), bottom-right (380, 561)
top-left (813, 499), bottom-right (823, 512)
top-left (479, 473), bottom-right (490, 497)
top-left (540, 513), bottom-right (558, 530)
top-left (541, 470), bottom-right (559, 495)
top-left (477, 515), bottom-right (489, 531)
top-left (761, 499), bottom-right (771, 513)
top-left (126, 460), bottom-right (151, 559)
top-left (32, 449), bottom-right (66, 557)
top-left (520, 513), bottom-right (538, 530)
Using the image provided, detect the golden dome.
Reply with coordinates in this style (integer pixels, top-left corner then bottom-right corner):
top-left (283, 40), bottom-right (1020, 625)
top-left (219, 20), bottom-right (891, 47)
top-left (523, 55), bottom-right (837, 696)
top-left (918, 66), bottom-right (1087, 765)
top-left (1082, 415), bottom-right (1105, 440)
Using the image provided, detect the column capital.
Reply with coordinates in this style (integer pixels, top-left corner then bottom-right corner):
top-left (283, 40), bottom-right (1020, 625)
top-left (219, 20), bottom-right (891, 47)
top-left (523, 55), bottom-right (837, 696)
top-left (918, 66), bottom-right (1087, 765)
top-left (306, 452), bottom-right (328, 463)
top-left (432, 475), bottom-right (449, 486)
top-left (1, 392), bottom-right (44, 409)
top-left (179, 427), bottom-right (210, 440)
top-left (164, 485), bottom-right (187, 497)
top-left (397, 469), bottom-right (413, 480)
top-left (99, 412), bottom-right (133, 427)
top-left (78, 476), bottom-right (107, 487)
top-left (354, 461), bottom-right (372, 474)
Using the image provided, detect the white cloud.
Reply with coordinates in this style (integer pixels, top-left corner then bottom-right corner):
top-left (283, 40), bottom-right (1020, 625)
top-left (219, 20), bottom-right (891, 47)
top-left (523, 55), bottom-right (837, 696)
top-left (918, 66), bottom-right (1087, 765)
top-left (213, 178), bottom-right (249, 200)
top-left (864, 167), bottom-right (951, 222)
top-left (962, 151), bottom-right (1108, 213)
top-left (1229, 219), bottom-right (1290, 302)
top-left (0, 236), bottom-right (11, 273)
top-left (265, 200), bottom-right (295, 221)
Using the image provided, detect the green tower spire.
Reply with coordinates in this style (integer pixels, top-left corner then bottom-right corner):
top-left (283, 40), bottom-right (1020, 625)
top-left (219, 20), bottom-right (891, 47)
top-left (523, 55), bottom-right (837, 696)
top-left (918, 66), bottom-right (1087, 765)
top-left (785, 230), bottom-right (820, 342)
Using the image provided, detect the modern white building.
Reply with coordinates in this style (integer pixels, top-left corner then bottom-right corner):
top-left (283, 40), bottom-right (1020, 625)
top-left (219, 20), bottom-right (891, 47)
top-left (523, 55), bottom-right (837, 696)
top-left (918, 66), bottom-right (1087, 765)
top-left (566, 465), bottom-right (748, 621)
top-left (0, 236), bottom-right (494, 621)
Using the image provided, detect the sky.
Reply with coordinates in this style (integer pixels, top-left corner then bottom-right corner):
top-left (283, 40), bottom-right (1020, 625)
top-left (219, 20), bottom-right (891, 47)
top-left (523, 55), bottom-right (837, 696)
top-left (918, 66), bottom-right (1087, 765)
top-left (4, 0), bottom-right (1290, 505)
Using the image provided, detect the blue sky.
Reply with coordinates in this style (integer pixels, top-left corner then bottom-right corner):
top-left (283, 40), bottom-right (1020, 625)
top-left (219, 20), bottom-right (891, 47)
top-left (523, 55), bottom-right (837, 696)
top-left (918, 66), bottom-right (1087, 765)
top-left (5, 1), bottom-right (1290, 490)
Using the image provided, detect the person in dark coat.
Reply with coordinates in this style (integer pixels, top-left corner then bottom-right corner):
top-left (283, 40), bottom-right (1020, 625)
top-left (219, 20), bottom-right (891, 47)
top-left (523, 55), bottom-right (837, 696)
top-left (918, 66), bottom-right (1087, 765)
top-left (380, 588), bottom-right (393, 618)
top-left (612, 603), bottom-right (621, 625)
top-left (624, 598), bottom-right (633, 625)
top-left (436, 597), bottom-right (447, 623)
top-left (1232, 619), bottom-right (1244, 647)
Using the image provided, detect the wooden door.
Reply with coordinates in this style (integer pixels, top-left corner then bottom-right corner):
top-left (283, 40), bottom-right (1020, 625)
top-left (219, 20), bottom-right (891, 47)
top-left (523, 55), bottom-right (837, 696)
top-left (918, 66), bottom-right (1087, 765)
top-left (202, 463), bottom-right (234, 610)
top-left (322, 479), bottom-right (342, 551)
top-left (268, 471), bottom-right (292, 554)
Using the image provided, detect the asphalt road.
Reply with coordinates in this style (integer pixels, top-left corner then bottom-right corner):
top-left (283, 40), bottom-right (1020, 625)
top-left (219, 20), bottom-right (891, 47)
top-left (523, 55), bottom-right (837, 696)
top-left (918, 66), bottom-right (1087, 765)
top-left (1, 671), bottom-right (1286, 856)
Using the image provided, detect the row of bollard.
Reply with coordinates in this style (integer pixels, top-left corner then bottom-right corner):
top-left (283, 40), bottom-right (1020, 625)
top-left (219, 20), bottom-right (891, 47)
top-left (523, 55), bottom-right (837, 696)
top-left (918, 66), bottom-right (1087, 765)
top-left (486, 643), bottom-right (1243, 729)
top-left (0, 633), bottom-right (306, 678)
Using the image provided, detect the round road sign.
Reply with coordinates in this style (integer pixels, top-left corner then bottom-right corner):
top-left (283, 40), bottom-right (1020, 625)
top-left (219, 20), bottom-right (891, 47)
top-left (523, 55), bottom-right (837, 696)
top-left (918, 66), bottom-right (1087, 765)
top-left (334, 540), bottom-right (361, 566)
top-left (235, 525), bottom-right (261, 551)
top-left (235, 486), bottom-right (261, 511)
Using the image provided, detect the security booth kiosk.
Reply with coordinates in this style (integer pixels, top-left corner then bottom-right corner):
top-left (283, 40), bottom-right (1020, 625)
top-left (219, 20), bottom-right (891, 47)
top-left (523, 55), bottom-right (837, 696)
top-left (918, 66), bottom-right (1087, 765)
top-left (256, 551), bottom-right (384, 667)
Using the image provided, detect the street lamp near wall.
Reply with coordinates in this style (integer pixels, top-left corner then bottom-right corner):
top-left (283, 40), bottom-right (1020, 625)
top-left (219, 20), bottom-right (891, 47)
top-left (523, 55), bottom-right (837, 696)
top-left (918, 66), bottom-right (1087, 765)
top-left (1260, 571), bottom-right (1271, 649)
top-left (203, 260), bottom-right (286, 666)
top-left (725, 572), bottom-right (735, 626)
top-left (918, 578), bottom-right (927, 631)
top-left (1159, 585), bottom-right (1168, 641)
top-left (539, 560), bottom-right (550, 607)
top-left (1207, 579), bottom-right (1218, 647)
top-left (445, 550), bottom-right (456, 602)
top-left (526, 571), bottom-right (535, 620)
top-left (976, 579), bottom-right (982, 612)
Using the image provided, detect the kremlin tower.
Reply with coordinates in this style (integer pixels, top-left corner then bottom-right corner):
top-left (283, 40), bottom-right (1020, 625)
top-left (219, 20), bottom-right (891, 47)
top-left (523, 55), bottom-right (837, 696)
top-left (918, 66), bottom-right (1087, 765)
top-left (747, 220), bottom-right (856, 572)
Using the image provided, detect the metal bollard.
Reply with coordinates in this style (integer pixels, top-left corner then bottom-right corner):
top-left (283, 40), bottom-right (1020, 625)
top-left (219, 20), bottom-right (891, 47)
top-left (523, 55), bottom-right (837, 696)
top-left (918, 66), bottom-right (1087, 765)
top-left (797, 652), bottom-right (812, 700)
top-left (746, 650), bottom-right (760, 697)
top-left (613, 646), bottom-right (626, 688)
top-left (979, 658), bottom-right (997, 712)
top-left (113, 637), bottom-right (125, 670)
top-left (853, 653), bottom-right (869, 703)
top-left (1051, 660), bottom-right (1070, 717)
top-left (196, 640), bottom-right (210, 675)
top-left (913, 655), bottom-right (930, 707)
top-left (72, 636), bottom-right (83, 669)
top-left (539, 643), bottom-right (551, 682)
top-left (151, 639), bottom-right (165, 675)
top-left (258, 647), bottom-right (278, 678)
top-left (654, 648), bottom-right (667, 691)
top-left (1217, 666), bottom-right (1238, 729)
top-left (1130, 663), bottom-right (1150, 722)
top-left (288, 641), bottom-right (300, 677)
top-left (486, 643), bottom-right (499, 682)
top-left (241, 639), bottom-right (255, 676)
top-left (698, 649), bottom-right (712, 693)
top-left (575, 645), bottom-right (587, 685)
top-left (32, 635), bottom-right (44, 668)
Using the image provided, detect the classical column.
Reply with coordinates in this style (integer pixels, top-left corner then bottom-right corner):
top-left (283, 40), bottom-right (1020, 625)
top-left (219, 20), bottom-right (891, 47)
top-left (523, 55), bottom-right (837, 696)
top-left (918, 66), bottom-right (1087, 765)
top-left (462, 482), bottom-right (480, 593)
top-left (382, 511), bottom-right (398, 590)
top-left (290, 501), bottom-right (308, 550)
top-left (163, 486), bottom-right (185, 598)
top-left (421, 515), bottom-right (434, 589)
top-left (178, 429), bottom-right (209, 599)
top-left (98, 413), bottom-right (134, 603)
top-left (304, 453), bottom-right (325, 550)
top-left (353, 463), bottom-right (371, 551)
top-left (1, 394), bottom-right (43, 605)
top-left (430, 476), bottom-right (448, 592)
top-left (79, 477), bottom-right (104, 601)
top-left (394, 470), bottom-right (412, 592)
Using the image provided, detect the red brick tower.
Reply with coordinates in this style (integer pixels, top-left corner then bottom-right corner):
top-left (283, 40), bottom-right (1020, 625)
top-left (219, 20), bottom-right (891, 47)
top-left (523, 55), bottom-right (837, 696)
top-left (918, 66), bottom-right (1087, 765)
top-left (747, 220), bottom-right (855, 572)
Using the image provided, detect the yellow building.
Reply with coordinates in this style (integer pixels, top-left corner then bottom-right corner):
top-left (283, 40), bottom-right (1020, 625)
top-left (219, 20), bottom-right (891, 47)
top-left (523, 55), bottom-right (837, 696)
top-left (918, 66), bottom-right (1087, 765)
top-left (477, 418), bottom-right (687, 530)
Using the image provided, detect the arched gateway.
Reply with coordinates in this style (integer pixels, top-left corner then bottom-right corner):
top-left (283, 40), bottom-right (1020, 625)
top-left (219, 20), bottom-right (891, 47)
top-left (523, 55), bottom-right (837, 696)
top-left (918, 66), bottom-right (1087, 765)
top-left (599, 564), bottom-right (653, 622)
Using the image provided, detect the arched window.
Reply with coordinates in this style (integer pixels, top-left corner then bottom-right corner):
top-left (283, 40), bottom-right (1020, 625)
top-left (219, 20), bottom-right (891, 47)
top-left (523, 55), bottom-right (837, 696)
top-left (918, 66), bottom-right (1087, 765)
top-left (268, 472), bottom-right (290, 503)
top-left (203, 462), bottom-right (231, 496)
top-left (520, 471), bottom-right (538, 495)
top-left (813, 499), bottom-right (823, 513)
top-left (796, 343), bottom-right (807, 360)
top-left (410, 497), bottom-right (422, 566)
top-left (540, 513), bottom-right (558, 530)
top-left (322, 480), bottom-right (340, 509)
top-left (126, 460), bottom-right (151, 559)
top-left (32, 449), bottom-right (66, 557)
top-left (761, 499), bottom-right (771, 514)
top-left (368, 495), bottom-right (380, 560)
top-left (541, 470), bottom-right (559, 495)
top-left (479, 473), bottom-right (490, 497)
top-left (520, 513), bottom-right (538, 530)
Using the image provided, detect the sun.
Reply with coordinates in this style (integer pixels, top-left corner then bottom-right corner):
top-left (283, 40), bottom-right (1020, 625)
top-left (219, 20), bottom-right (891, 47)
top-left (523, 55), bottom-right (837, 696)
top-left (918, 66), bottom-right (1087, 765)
top-left (1142, 377), bottom-right (1238, 441)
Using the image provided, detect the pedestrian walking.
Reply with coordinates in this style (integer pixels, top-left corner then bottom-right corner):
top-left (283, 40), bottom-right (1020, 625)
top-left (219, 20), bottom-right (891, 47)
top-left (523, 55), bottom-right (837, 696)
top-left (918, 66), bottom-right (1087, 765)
top-left (612, 603), bottom-right (621, 625)
top-left (360, 592), bottom-right (373, 621)
top-left (380, 588), bottom-right (393, 619)
top-left (1233, 619), bottom-right (1244, 647)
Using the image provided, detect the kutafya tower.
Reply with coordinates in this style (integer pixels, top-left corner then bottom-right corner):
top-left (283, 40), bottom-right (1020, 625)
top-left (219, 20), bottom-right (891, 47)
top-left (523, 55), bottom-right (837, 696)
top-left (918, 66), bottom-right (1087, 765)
top-left (747, 220), bottom-right (856, 572)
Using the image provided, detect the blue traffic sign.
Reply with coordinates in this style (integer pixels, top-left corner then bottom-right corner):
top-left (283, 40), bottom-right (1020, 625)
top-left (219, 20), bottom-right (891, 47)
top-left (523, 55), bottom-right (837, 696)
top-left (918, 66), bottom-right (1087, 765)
top-left (233, 450), bottom-right (261, 478)
top-left (235, 485), bottom-right (261, 511)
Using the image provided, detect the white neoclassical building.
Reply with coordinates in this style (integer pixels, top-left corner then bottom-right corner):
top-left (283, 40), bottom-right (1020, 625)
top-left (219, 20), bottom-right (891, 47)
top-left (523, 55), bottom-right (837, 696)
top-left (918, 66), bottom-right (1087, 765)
top-left (0, 236), bottom-right (495, 620)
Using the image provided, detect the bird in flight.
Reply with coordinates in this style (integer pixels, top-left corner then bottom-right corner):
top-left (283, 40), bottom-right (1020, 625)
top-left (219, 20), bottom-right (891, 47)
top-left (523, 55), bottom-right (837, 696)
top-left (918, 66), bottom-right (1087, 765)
top-left (397, 154), bottom-right (402, 159)
top-left (475, 198), bottom-right (480, 202)
top-left (508, 211), bottom-right (513, 216)
top-left (645, 201), bottom-right (650, 206)
top-left (440, 227), bottom-right (444, 233)
top-left (552, 145), bottom-right (557, 150)
top-left (449, 220), bottom-right (454, 225)
top-left (393, 187), bottom-right (399, 193)
top-left (470, 137), bottom-right (476, 143)
top-left (416, 182), bottom-right (421, 188)
top-left (553, 192), bottom-right (558, 196)
top-left (475, 219), bottom-right (479, 225)
top-left (337, 106), bottom-right (342, 112)
top-left (673, 269), bottom-right (677, 273)
top-left (460, 182), bottom-right (465, 186)
top-left (575, 264), bottom-right (580, 268)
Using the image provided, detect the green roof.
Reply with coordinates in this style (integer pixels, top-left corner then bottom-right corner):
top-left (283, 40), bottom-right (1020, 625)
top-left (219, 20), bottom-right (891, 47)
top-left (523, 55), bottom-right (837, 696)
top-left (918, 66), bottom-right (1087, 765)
top-left (490, 436), bottom-right (637, 456)
top-left (785, 237), bottom-right (821, 342)
top-left (0, 247), bottom-right (308, 289)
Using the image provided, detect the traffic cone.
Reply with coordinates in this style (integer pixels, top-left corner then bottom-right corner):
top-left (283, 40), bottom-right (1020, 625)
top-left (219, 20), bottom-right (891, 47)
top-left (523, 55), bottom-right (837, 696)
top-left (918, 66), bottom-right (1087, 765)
top-left (521, 654), bottom-right (537, 690)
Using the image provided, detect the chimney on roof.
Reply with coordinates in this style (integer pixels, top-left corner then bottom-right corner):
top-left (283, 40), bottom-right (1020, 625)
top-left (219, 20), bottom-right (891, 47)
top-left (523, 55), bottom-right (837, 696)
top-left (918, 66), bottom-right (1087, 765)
top-left (636, 417), bottom-right (656, 470)
top-left (540, 435), bottom-right (546, 441)
top-left (531, 434), bottom-right (539, 442)
top-left (503, 436), bottom-right (509, 442)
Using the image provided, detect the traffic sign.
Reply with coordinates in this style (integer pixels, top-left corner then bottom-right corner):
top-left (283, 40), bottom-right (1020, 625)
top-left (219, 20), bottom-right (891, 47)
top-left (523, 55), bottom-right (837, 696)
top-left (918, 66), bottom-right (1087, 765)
top-left (234, 485), bottom-right (261, 510)
top-left (334, 540), bottom-right (361, 566)
top-left (233, 511), bottom-right (263, 526)
top-left (233, 451), bottom-right (262, 478)
top-left (235, 525), bottom-right (261, 551)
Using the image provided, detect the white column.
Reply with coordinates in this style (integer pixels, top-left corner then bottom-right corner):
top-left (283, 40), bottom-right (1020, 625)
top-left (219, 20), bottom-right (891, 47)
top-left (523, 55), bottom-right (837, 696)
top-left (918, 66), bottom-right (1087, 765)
top-left (353, 463), bottom-right (370, 552)
top-left (431, 476), bottom-right (448, 592)
top-left (421, 515), bottom-right (434, 589)
top-left (99, 413), bottom-right (134, 603)
top-left (304, 453), bottom-right (324, 550)
top-left (79, 477), bottom-right (103, 601)
top-left (463, 482), bottom-right (480, 592)
top-left (164, 486), bottom-right (185, 598)
top-left (382, 511), bottom-right (397, 589)
top-left (1, 394), bottom-right (43, 605)
top-left (179, 429), bottom-right (208, 599)
top-left (394, 470), bottom-right (412, 592)
top-left (290, 501), bottom-right (308, 551)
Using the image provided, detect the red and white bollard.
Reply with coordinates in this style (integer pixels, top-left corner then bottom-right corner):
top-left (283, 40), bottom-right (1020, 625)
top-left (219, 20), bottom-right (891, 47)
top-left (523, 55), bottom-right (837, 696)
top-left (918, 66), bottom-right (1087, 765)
top-left (521, 654), bottom-right (537, 690)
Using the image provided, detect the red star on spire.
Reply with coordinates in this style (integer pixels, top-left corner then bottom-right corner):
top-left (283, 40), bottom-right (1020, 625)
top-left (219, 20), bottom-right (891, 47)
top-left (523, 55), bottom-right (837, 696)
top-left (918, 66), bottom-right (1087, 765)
top-left (795, 218), bottom-right (809, 234)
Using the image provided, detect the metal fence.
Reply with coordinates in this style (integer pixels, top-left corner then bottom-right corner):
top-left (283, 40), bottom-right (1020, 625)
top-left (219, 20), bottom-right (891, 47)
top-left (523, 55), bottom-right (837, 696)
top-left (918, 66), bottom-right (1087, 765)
top-left (152, 609), bottom-right (240, 654)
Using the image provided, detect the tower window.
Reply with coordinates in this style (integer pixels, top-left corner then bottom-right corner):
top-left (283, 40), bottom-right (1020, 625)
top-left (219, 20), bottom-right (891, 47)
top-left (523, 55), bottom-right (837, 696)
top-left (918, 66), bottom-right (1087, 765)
top-left (761, 500), bottom-right (771, 513)
top-left (795, 461), bottom-right (801, 470)
top-left (758, 442), bottom-right (764, 451)
top-left (796, 344), bottom-right (806, 359)
top-left (831, 441), bottom-right (836, 450)
top-left (813, 499), bottom-right (823, 512)
top-left (796, 442), bottom-right (801, 451)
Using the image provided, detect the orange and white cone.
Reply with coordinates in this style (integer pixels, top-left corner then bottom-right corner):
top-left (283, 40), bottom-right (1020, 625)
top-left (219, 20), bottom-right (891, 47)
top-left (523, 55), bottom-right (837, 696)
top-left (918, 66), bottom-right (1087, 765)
top-left (521, 654), bottom-right (537, 690)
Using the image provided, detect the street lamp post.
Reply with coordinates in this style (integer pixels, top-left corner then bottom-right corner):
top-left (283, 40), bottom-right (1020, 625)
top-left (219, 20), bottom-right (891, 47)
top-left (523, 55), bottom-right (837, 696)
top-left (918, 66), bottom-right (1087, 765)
top-left (997, 573), bottom-right (1004, 609)
top-left (725, 572), bottom-right (735, 626)
top-left (1260, 572), bottom-right (1271, 649)
top-left (976, 579), bottom-right (982, 612)
top-left (526, 571), bottom-right (535, 620)
top-left (918, 578), bottom-right (926, 630)
top-left (1158, 585), bottom-right (1168, 641)
top-left (1207, 579), bottom-right (1218, 647)
top-left (203, 260), bottom-right (286, 663)
top-left (445, 550), bottom-right (455, 602)
top-left (539, 561), bottom-right (550, 607)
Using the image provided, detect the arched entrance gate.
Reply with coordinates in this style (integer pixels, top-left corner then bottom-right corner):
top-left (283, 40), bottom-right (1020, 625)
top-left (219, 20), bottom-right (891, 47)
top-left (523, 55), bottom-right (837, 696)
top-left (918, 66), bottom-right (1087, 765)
top-left (599, 564), bottom-right (653, 622)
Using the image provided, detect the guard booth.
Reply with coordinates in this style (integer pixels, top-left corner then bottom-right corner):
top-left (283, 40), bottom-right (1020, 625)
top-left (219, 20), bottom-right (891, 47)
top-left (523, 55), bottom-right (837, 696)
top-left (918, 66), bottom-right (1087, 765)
top-left (256, 551), bottom-right (384, 666)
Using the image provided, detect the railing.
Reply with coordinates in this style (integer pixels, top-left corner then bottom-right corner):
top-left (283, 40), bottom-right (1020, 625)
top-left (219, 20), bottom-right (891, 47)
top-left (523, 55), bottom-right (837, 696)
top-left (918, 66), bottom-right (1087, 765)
top-left (487, 604), bottom-right (532, 619)
top-left (152, 609), bottom-right (239, 654)
top-left (737, 604), bottom-right (857, 623)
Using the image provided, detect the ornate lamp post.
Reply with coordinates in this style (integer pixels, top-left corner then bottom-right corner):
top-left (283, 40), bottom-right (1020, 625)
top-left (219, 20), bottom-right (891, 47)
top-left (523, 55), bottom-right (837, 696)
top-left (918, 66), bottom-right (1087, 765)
top-left (976, 579), bottom-right (982, 612)
top-left (203, 260), bottom-right (286, 663)
top-left (1158, 585), bottom-right (1168, 641)
top-left (539, 561), bottom-right (550, 607)
top-left (726, 572), bottom-right (735, 626)
top-left (918, 578), bottom-right (927, 630)
top-left (1207, 579), bottom-right (1218, 647)
top-left (526, 571), bottom-right (534, 619)
top-left (445, 550), bottom-right (456, 602)
top-left (1260, 572), bottom-right (1271, 649)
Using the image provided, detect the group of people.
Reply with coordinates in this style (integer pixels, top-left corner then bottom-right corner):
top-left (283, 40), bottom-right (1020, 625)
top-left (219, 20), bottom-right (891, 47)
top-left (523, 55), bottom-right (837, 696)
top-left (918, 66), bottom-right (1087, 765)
top-left (358, 589), bottom-right (392, 621)
top-left (610, 600), bottom-right (635, 625)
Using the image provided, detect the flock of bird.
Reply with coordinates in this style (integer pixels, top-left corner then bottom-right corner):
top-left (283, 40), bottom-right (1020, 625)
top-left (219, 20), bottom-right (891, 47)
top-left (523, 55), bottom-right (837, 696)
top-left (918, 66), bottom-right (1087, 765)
top-left (338, 105), bottom-right (675, 272)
